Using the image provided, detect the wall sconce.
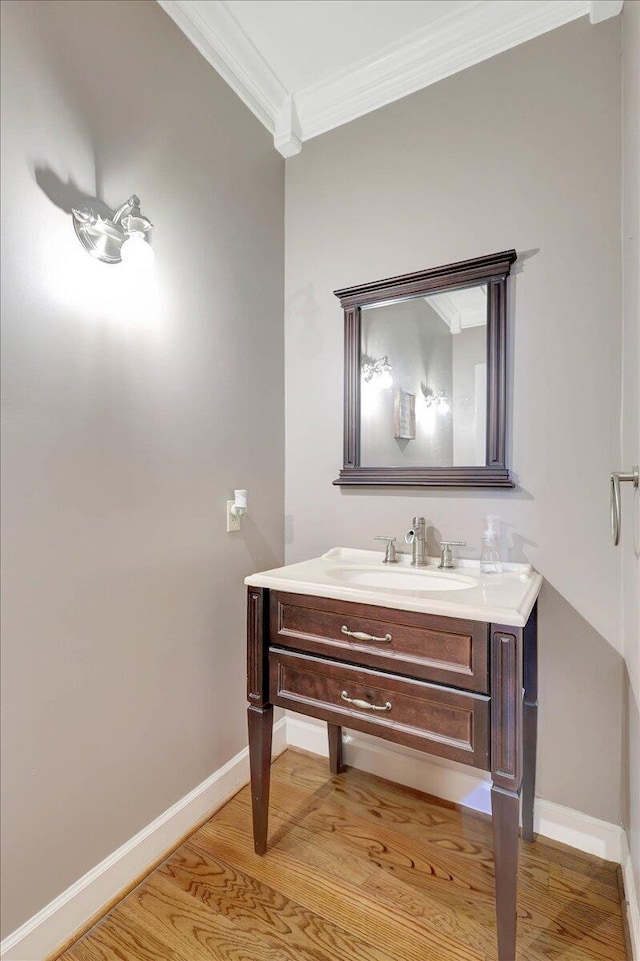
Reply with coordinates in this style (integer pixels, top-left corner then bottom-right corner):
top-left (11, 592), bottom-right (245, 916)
top-left (72, 194), bottom-right (153, 266)
top-left (362, 355), bottom-right (393, 389)
top-left (423, 387), bottom-right (450, 414)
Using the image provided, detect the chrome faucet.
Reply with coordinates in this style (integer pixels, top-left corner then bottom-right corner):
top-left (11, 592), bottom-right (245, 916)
top-left (405, 516), bottom-right (428, 566)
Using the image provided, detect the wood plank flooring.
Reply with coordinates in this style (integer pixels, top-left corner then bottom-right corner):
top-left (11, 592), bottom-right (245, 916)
top-left (58, 749), bottom-right (627, 961)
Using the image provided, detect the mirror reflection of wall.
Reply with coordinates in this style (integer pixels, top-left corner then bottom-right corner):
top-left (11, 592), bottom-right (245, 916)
top-left (359, 285), bottom-right (487, 468)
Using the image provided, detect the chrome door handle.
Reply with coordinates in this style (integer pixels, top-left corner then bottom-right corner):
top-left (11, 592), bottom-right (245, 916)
top-left (341, 626), bottom-right (392, 643)
top-left (341, 691), bottom-right (392, 712)
top-left (610, 467), bottom-right (639, 546)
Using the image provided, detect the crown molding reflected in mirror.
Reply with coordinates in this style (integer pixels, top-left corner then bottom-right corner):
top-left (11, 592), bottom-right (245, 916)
top-left (334, 250), bottom-right (518, 488)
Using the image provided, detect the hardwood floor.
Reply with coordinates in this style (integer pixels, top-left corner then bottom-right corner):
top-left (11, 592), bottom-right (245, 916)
top-left (58, 749), bottom-right (628, 961)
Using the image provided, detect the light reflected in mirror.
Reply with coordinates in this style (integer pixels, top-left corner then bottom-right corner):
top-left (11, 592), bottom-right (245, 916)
top-left (360, 284), bottom-right (487, 468)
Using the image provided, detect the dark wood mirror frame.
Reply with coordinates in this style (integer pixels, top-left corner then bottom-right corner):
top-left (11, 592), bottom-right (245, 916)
top-left (333, 249), bottom-right (518, 488)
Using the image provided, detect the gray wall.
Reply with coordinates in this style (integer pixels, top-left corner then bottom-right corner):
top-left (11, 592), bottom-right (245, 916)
top-left (622, 0), bottom-right (640, 905)
top-left (285, 18), bottom-right (623, 824)
top-left (0, 0), bottom-right (284, 937)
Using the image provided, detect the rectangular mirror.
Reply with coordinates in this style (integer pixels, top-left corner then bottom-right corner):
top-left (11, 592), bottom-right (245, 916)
top-left (334, 250), bottom-right (517, 487)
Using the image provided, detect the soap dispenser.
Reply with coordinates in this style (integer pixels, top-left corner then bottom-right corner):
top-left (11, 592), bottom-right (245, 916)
top-left (480, 515), bottom-right (502, 574)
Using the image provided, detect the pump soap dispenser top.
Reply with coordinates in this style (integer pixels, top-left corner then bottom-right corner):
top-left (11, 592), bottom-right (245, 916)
top-left (480, 515), bottom-right (502, 574)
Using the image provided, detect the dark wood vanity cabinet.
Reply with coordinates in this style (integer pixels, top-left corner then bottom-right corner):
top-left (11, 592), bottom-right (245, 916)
top-left (247, 586), bottom-right (538, 961)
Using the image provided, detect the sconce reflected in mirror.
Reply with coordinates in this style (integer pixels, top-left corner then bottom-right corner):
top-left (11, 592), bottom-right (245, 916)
top-left (71, 194), bottom-right (153, 266)
top-left (362, 355), bottom-right (393, 389)
top-left (422, 386), bottom-right (450, 415)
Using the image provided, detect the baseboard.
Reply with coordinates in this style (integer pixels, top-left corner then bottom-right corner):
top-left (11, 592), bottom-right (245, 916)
top-left (286, 713), bottom-right (495, 811)
top-left (534, 797), bottom-right (625, 862)
top-left (285, 715), bottom-right (626, 863)
top-left (0, 718), bottom-right (287, 961)
top-left (3, 713), bottom-right (632, 961)
top-left (621, 833), bottom-right (640, 960)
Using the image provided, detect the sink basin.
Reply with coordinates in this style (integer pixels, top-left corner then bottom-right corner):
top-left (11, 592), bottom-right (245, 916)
top-left (328, 566), bottom-right (475, 593)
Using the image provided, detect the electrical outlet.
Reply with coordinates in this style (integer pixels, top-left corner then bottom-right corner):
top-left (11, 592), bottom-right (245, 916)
top-left (227, 500), bottom-right (241, 533)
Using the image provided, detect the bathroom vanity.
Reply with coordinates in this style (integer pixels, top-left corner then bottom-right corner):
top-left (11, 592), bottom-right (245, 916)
top-left (245, 548), bottom-right (542, 961)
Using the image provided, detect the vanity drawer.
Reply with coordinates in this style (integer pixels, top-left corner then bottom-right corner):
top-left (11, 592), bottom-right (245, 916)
top-left (269, 648), bottom-right (490, 770)
top-left (270, 592), bottom-right (488, 694)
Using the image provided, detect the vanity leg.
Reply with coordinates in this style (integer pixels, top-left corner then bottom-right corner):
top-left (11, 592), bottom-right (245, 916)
top-left (247, 704), bottom-right (273, 856)
top-left (328, 723), bottom-right (345, 774)
top-left (522, 601), bottom-right (538, 842)
top-left (492, 785), bottom-right (521, 961)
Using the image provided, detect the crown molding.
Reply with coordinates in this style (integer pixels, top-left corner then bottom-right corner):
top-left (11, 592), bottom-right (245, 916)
top-left (157, 0), bottom-right (623, 156)
top-left (589, 1), bottom-right (624, 23)
top-left (157, 0), bottom-right (285, 134)
top-left (274, 96), bottom-right (303, 158)
top-left (295, 0), bottom-right (591, 140)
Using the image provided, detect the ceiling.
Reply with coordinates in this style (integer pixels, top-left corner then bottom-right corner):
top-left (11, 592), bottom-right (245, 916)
top-left (428, 286), bottom-right (488, 333)
top-left (157, 0), bottom-right (624, 157)
top-left (223, 1), bottom-right (471, 92)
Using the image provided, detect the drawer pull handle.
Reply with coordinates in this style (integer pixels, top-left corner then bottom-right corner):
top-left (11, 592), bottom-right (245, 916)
top-left (341, 626), bottom-right (392, 643)
top-left (341, 691), bottom-right (392, 712)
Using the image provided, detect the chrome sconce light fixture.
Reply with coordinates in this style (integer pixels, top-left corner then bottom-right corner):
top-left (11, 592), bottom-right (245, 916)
top-left (423, 386), bottom-right (450, 414)
top-left (362, 355), bottom-right (393, 389)
top-left (72, 194), bottom-right (153, 266)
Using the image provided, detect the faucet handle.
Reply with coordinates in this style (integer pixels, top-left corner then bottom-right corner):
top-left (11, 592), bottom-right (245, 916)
top-left (438, 540), bottom-right (466, 569)
top-left (374, 535), bottom-right (398, 564)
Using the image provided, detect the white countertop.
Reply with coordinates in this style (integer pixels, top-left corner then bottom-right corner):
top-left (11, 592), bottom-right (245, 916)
top-left (245, 547), bottom-right (543, 627)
